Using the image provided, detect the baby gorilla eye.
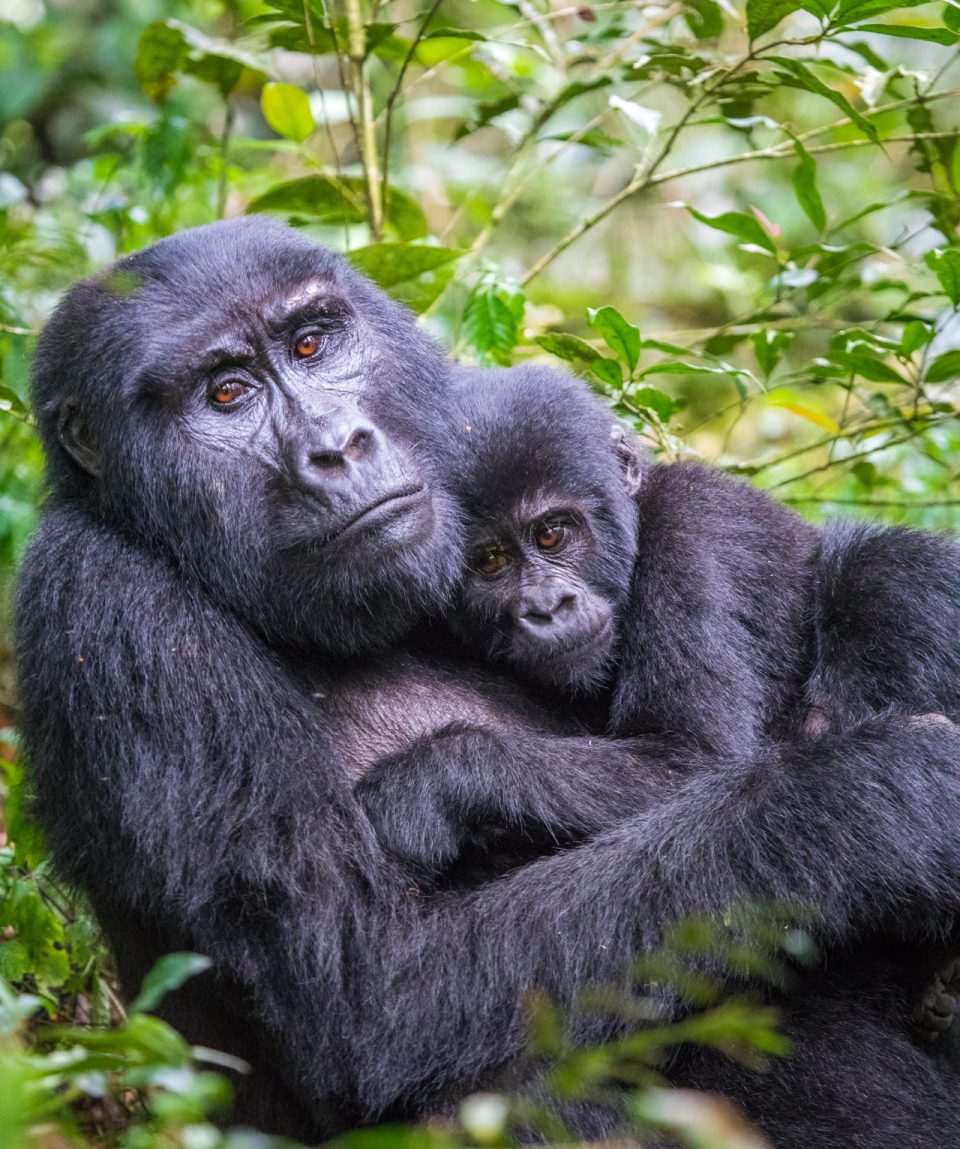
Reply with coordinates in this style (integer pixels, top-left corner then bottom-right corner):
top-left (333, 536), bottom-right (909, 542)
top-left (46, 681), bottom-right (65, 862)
top-left (535, 521), bottom-right (566, 551)
top-left (294, 332), bottom-right (323, 359)
top-left (472, 548), bottom-right (510, 577)
top-left (209, 379), bottom-right (251, 407)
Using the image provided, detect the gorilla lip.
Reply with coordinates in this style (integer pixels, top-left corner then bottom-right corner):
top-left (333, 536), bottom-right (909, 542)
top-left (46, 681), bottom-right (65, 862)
top-left (328, 485), bottom-right (426, 544)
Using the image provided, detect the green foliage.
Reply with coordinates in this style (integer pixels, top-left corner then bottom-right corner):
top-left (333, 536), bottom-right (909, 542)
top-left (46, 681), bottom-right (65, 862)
top-left (1, 0), bottom-right (960, 1141)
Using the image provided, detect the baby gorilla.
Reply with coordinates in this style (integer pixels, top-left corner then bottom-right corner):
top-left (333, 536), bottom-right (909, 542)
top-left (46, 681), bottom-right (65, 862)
top-left (358, 363), bottom-right (960, 1038)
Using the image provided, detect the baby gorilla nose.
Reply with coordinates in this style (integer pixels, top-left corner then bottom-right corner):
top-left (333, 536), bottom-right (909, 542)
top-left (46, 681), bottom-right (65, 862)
top-left (517, 589), bottom-right (579, 634)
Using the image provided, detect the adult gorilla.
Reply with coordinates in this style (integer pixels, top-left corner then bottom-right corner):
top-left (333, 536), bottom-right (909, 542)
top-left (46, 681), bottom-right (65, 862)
top-left (15, 219), bottom-right (960, 1143)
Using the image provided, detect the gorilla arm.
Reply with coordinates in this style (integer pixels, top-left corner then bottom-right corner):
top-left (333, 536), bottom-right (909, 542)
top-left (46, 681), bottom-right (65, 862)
top-left (17, 505), bottom-right (960, 1131)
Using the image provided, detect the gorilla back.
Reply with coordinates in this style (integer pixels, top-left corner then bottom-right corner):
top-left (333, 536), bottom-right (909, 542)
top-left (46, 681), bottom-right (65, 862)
top-left (17, 218), bottom-right (960, 1145)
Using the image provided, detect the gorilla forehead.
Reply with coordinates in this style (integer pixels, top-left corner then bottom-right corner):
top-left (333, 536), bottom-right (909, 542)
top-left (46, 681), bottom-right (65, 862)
top-left (93, 218), bottom-right (390, 364)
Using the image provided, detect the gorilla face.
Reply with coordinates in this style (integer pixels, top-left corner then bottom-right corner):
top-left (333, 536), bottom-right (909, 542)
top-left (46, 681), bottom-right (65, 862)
top-left (32, 218), bottom-right (463, 653)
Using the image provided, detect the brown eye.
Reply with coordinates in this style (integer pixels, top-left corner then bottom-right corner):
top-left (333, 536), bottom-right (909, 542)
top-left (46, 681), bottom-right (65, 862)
top-left (535, 523), bottom-right (566, 551)
top-left (294, 332), bottom-right (322, 359)
top-left (209, 379), bottom-right (250, 407)
top-left (473, 549), bottom-right (510, 576)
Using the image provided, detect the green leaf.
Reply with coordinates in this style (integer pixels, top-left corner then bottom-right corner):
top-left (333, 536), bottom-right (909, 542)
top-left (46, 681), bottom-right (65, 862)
top-left (129, 953), bottom-right (213, 1016)
top-left (135, 19), bottom-right (265, 101)
top-left (587, 306), bottom-right (641, 373)
top-left (925, 248), bottom-right (960, 305)
top-left (684, 206), bottom-right (777, 252)
top-left (684, 0), bottom-right (726, 39)
top-left (537, 332), bottom-right (604, 365)
top-left (770, 58), bottom-right (879, 143)
top-left (834, 0), bottom-right (930, 24)
top-left (346, 244), bottom-right (463, 311)
top-left (261, 82), bottom-right (315, 143)
top-left (536, 333), bottom-right (622, 388)
top-left (901, 320), bottom-right (933, 356)
top-left (752, 330), bottom-right (794, 377)
top-left (135, 21), bottom-right (189, 101)
top-left (791, 140), bottom-right (826, 232)
top-left (852, 22), bottom-right (958, 43)
top-left (629, 386), bottom-right (679, 422)
top-left (0, 386), bottom-right (30, 420)
top-left (248, 176), bottom-right (427, 239)
top-left (463, 276), bottom-right (525, 367)
top-left (746, 0), bottom-right (802, 39)
top-left (925, 349), bottom-right (960, 384)
top-left (829, 351), bottom-right (906, 382)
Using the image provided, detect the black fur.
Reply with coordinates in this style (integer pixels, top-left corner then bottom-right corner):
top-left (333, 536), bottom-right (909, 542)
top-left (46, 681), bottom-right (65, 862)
top-left (15, 220), bottom-right (960, 1147)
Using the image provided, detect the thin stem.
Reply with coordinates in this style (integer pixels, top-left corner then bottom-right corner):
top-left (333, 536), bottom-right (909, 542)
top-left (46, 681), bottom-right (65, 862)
top-left (345, 0), bottom-right (383, 239)
top-left (380, 0), bottom-right (445, 212)
top-left (216, 101), bottom-right (235, 219)
top-left (521, 131), bottom-right (959, 285)
top-left (781, 496), bottom-right (960, 507)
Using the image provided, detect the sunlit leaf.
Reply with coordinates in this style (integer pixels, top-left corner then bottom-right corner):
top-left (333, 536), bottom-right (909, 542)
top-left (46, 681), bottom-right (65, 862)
top-left (925, 350), bottom-right (960, 384)
top-left (464, 275), bottom-right (525, 367)
top-left (746, 0), bottom-right (803, 39)
top-left (261, 82), bottom-right (315, 142)
top-left (852, 22), bottom-right (958, 43)
top-left (925, 248), bottom-right (960, 306)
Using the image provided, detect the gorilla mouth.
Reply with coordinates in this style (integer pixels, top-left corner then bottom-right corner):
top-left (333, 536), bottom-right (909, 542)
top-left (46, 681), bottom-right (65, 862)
top-left (543, 616), bottom-right (613, 660)
top-left (327, 485), bottom-right (426, 544)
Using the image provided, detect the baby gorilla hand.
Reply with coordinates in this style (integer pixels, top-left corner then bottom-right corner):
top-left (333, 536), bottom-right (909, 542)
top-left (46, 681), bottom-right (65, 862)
top-left (354, 725), bottom-right (508, 880)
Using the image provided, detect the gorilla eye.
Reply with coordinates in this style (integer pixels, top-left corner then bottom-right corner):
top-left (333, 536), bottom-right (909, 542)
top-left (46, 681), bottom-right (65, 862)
top-left (472, 548), bottom-right (511, 577)
top-left (294, 332), bottom-right (323, 359)
top-left (535, 522), bottom-right (566, 551)
top-left (209, 379), bottom-right (252, 408)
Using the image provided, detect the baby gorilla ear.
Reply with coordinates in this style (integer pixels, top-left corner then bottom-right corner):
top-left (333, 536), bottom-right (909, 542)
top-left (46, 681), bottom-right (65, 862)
top-left (610, 423), bottom-right (647, 497)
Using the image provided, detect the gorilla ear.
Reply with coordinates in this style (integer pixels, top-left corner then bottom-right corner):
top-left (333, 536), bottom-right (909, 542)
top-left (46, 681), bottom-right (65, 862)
top-left (58, 400), bottom-right (102, 478)
top-left (610, 424), bottom-right (646, 497)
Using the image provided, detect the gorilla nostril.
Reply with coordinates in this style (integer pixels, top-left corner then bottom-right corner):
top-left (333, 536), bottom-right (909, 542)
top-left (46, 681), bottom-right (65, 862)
top-left (555, 594), bottom-right (577, 615)
top-left (309, 449), bottom-right (345, 471)
top-left (345, 427), bottom-right (374, 460)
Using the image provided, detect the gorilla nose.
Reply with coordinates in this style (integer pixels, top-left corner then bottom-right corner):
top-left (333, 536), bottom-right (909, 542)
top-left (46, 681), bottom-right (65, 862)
top-left (297, 415), bottom-right (378, 484)
top-left (519, 592), bottom-right (577, 630)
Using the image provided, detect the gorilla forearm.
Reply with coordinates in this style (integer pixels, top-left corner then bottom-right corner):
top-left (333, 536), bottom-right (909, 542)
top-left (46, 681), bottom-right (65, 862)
top-left (19, 508), bottom-right (960, 1127)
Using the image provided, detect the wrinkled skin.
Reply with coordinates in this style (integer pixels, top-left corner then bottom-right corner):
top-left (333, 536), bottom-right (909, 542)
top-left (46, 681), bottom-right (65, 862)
top-left (16, 218), bottom-right (960, 1147)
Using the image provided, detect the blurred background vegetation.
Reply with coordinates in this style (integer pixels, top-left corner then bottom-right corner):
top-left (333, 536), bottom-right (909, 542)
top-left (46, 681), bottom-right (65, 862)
top-left (0, 0), bottom-right (958, 1143)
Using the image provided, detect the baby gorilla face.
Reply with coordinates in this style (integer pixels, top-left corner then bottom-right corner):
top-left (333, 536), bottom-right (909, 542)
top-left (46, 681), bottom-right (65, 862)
top-left (454, 494), bottom-right (618, 693)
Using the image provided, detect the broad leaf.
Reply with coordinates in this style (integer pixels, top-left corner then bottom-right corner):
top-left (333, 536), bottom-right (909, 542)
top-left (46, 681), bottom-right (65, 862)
top-left (925, 350), bottom-right (960, 384)
top-left (852, 22), bottom-right (958, 44)
top-left (747, 0), bottom-right (802, 39)
top-left (346, 244), bottom-right (463, 311)
top-left (685, 206), bottom-right (777, 252)
top-left (588, 306), bottom-right (641, 373)
top-left (629, 386), bottom-right (679, 422)
top-left (463, 276), bottom-right (525, 367)
top-left (261, 82), bottom-right (315, 142)
top-left (248, 176), bottom-right (427, 239)
top-left (536, 333), bottom-right (622, 388)
top-left (925, 248), bottom-right (960, 305)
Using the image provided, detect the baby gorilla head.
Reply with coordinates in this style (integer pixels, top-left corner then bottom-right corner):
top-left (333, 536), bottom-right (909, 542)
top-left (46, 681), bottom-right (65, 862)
top-left (445, 365), bottom-right (645, 693)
